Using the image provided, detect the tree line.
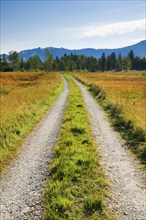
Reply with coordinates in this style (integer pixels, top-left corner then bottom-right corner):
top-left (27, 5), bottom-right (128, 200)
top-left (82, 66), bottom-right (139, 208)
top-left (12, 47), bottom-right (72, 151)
top-left (0, 49), bottom-right (146, 72)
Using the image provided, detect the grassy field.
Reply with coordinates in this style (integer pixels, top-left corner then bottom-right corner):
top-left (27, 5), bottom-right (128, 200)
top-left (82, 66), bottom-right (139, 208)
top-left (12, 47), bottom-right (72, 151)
top-left (45, 75), bottom-right (113, 220)
top-left (74, 71), bottom-right (146, 164)
top-left (74, 71), bottom-right (146, 131)
top-left (0, 71), bottom-right (63, 171)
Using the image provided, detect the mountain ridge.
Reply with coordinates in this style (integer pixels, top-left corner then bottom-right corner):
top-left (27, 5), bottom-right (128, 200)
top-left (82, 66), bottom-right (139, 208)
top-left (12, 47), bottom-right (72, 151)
top-left (3, 40), bottom-right (146, 61)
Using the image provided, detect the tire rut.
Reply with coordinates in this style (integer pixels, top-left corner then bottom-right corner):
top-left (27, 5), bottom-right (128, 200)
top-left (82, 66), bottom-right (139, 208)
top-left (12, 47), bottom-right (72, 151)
top-left (0, 76), bottom-right (69, 220)
top-left (73, 77), bottom-right (146, 220)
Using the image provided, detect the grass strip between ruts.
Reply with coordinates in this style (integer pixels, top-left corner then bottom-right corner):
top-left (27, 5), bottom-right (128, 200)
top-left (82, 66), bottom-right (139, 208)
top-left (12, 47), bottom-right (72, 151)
top-left (45, 74), bottom-right (113, 220)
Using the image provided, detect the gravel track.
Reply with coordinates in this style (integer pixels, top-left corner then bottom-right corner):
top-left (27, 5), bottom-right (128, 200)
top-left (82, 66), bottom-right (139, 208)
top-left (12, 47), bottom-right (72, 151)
top-left (0, 77), bottom-right (69, 220)
top-left (73, 78), bottom-right (146, 220)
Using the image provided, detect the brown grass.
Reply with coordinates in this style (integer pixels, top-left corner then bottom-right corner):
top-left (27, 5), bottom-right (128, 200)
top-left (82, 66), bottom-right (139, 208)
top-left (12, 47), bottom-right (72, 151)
top-left (74, 71), bottom-right (146, 132)
top-left (0, 71), bottom-right (63, 171)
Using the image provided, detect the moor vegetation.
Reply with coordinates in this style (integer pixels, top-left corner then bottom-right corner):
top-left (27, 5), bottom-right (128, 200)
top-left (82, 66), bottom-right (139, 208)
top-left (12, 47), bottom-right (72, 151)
top-left (45, 75), bottom-right (113, 220)
top-left (0, 71), bottom-right (63, 171)
top-left (74, 71), bottom-right (146, 165)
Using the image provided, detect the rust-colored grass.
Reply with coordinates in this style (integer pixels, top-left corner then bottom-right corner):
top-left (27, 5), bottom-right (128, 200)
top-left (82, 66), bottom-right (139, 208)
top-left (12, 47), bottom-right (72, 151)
top-left (74, 71), bottom-right (146, 132)
top-left (0, 71), bottom-right (63, 171)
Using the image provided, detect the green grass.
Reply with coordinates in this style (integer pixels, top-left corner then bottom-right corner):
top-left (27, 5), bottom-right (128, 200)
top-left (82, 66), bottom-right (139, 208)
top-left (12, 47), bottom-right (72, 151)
top-left (45, 75), bottom-right (113, 220)
top-left (74, 76), bottom-right (146, 167)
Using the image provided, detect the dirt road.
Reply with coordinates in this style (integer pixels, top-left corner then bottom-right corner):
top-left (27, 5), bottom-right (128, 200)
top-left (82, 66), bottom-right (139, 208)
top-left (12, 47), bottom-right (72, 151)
top-left (73, 78), bottom-right (146, 220)
top-left (1, 75), bottom-right (145, 220)
top-left (0, 77), bottom-right (69, 220)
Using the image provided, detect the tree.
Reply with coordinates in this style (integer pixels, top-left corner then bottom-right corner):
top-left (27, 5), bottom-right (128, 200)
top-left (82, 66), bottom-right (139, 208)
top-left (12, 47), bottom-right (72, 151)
top-left (86, 56), bottom-right (99, 72)
top-left (116, 54), bottom-right (123, 71)
top-left (33, 55), bottom-right (42, 70)
top-left (2, 49), bottom-right (146, 72)
top-left (141, 57), bottom-right (146, 70)
top-left (54, 56), bottom-right (60, 71)
top-left (20, 58), bottom-right (25, 71)
top-left (0, 54), bottom-right (11, 72)
top-left (109, 52), bottom-right (116, 70)
top-left (134, 56), bottom-right (146, 70)
top-left (106, 55), bottom-right (111, 71)
top-left (27, 55), bottom-right (42, 71)
top-left (128, 50), bottom-right (135, 70)
top-left (123, 56), bottom-right (132, 71)
top-left (8, 51), bottom-right (20, 71)
top-left (69, 60), bottom-right (77, 71)
top-left (44, 49), bottom-right (54, 72)
top-left (99, 53), bottom-right (107, 72)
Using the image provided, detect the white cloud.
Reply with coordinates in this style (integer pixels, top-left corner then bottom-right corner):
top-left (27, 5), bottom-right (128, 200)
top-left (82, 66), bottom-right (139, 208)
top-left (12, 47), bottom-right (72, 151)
top-left (131, 38), bottom-right (145, 44)
top-left (68, 19), bottom-right (145, 38)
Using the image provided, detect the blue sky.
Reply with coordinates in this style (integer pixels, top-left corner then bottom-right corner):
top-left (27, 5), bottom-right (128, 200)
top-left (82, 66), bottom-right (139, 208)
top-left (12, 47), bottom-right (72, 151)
top-left (1, 0), bottom-right (145, 53)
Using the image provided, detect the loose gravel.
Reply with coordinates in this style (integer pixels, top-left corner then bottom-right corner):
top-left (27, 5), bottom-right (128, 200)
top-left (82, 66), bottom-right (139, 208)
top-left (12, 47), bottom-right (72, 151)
top-left (0, 77), bottom-right (69, 220)
top-left (73, 78), bottom-right (146, 220)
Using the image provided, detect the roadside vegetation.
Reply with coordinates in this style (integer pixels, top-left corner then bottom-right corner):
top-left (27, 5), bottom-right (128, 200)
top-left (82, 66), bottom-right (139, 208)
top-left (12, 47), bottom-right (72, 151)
top-left (0, 71), bottom-right (63, 171)
top-left (45, 75), bottom-right (113, 220)
top-left (74, 71), bottom-right (146, 166)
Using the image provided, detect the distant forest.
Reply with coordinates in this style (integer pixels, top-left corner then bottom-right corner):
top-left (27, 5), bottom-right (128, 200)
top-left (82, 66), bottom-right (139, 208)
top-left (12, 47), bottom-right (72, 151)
top-left (0, 49), bottom-right (146, 72)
